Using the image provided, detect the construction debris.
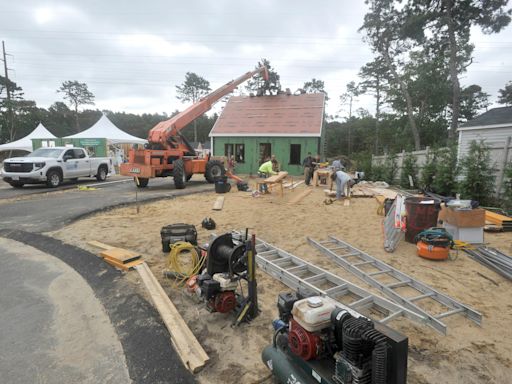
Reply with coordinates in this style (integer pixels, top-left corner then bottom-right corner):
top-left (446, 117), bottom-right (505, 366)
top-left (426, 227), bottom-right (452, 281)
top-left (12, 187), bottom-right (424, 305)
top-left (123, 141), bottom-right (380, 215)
top-left (464, 246), bottom-right (512, 281)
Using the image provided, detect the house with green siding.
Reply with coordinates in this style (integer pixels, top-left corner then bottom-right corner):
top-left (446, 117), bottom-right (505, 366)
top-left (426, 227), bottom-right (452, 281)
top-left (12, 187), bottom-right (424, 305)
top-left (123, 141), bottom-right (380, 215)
top-left (209, 93), bottom-right (325, 176)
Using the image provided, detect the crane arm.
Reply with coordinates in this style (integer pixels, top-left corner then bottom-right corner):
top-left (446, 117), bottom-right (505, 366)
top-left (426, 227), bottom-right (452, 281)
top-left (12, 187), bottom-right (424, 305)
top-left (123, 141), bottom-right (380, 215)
top-left (148, 66), bottom-right (268, 146)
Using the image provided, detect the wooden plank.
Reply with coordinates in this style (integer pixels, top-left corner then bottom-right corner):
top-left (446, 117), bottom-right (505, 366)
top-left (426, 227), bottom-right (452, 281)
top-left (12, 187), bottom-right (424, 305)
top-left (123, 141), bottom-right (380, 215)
top-left (104, 257), bottom-right (144, 271)
top-left (100, 248), bottom-right (142, 264)
top-left (212, 196), bottom-right (225, 210)
top-left (135, 262), bottom-right (209, 373)
top-left (290, 180), bottom-right (304, 189)
top-left (288, 188), bottom-right (312, 205)
top-left (485, 210), bottom-right (512, 225)
top-left (374, 195), bottom-right (386, 205)
top-left (88, 240), bottom-right (115, 250)
top-left (264, 171), bottom-right (288, 183)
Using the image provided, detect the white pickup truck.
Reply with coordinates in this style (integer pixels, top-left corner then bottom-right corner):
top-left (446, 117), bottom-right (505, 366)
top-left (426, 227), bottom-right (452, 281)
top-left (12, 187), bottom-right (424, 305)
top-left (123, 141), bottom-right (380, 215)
top-left (1, 146), bottom-right (112, 188)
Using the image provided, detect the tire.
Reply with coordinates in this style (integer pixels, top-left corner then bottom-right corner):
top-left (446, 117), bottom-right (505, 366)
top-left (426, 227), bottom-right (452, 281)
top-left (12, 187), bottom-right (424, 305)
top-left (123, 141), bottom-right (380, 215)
top-left (96, 165), bottom-right (108, 181)
top-left (173, 159), bottom-right (186, 189)
top-left (135, 177), bottom-right (149, 188)
top-left (9, 182), bottom-right (24, 188)
top-left (46, 170), bottom-right (61, 188)
top-left (205, 160), bottom-right (225, 183)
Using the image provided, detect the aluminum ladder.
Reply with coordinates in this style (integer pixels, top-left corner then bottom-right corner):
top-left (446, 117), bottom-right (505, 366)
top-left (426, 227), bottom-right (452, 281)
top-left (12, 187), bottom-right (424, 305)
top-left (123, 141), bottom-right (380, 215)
top-left (234, 234), bottom-right (427, 327)
top-left (308, 236), bottom-right (483, 334)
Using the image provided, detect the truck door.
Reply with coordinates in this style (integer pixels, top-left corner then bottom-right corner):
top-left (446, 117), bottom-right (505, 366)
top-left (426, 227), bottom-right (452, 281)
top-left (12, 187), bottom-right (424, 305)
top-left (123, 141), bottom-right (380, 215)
top-left (74, 148), bottom-right (91, 176)
top-left (62, 149), bottom-right (79, 177)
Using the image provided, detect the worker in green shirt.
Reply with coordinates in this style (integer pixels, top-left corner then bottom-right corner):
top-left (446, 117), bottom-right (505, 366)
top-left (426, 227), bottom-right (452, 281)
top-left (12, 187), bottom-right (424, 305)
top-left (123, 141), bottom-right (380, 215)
top-left (258, 157), bottom-right (277, 193)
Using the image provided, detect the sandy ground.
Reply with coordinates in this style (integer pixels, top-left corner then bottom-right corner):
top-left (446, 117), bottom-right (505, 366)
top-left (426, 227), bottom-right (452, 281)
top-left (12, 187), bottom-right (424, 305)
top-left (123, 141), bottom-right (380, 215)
top-left (49, 183), bottom-right (512, 384)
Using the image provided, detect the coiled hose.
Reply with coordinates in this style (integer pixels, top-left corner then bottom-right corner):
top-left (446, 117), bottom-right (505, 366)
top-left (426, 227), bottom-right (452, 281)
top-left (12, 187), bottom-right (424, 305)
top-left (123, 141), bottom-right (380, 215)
top-left (166, 241), bottom-right (205, 287)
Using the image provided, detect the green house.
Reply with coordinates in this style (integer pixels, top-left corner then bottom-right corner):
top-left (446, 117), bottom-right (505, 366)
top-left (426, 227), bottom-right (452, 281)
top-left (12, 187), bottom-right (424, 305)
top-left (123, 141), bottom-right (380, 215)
top-left (209, 93), bottom-right (325, 176)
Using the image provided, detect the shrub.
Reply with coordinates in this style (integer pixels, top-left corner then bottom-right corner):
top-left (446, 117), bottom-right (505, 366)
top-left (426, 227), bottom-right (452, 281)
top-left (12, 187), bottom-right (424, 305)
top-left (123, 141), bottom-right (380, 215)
top-left (420, 148), bottom-right (438, 191)
top-left (458, 140), bottom-right (495, 205)
top-left (400, 152), bottom-right (418, 188)
top-left (431, 146), bottom-right (458, 196)
top-left (383, 152), bottom-right (398, 185)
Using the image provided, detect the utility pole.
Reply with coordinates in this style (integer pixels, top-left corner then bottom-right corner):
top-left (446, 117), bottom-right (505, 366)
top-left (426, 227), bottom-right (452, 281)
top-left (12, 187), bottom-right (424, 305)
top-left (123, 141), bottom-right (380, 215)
top-left (2, 40), bottom-right (14, 142)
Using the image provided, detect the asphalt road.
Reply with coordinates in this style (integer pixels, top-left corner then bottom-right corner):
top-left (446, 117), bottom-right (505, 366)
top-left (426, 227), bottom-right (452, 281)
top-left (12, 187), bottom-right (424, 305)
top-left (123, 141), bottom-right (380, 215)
top-left (0, 175), bottom-right (213, 232)
top-left (0, 176), bottom-right (214, 383)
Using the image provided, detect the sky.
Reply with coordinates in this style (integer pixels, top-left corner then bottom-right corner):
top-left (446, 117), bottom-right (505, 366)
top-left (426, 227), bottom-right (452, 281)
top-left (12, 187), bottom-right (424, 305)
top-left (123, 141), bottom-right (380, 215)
top-left (1, 0), bottom-right (512, 119)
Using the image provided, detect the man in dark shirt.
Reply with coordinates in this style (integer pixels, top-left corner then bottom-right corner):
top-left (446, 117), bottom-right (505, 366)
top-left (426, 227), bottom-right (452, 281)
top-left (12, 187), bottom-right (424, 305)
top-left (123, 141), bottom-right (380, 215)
top-left (302, 152), bottom-right (314, 185)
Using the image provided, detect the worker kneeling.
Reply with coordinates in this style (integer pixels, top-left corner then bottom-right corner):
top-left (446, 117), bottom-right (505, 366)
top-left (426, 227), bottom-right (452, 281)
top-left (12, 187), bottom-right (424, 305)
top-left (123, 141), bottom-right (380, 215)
top-left (331, 170), bottom-right (355, 199)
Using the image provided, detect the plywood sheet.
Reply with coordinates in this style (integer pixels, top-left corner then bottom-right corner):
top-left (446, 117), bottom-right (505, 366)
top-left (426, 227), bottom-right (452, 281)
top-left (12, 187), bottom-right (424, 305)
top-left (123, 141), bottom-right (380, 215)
top-left (212, 196), bottom-right (225, 210)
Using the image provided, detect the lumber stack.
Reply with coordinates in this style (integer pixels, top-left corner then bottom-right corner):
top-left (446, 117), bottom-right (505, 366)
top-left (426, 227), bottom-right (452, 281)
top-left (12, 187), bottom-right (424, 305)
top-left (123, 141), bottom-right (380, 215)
top-left (485, 210), bottom-right (512, 231)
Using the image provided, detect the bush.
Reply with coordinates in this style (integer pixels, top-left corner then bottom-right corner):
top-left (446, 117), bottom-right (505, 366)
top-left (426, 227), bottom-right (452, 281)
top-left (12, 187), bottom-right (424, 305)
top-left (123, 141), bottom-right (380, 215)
top-left (351, 152), bottom-right (373, 179)
top-left (371, 164), bottom-right (386, 181)
top-left (383, 153), bottom-right (398, 185)
top-left (503, 163), bottom-right (512, 212)
top-left (420, 148), bottom-right (438, 191)
top-left (431, 146), bottom-right (458, 196)
top-left (400, 152), bottom-right (418, 188)
top-left (458, 140), bottom-right (495, 205)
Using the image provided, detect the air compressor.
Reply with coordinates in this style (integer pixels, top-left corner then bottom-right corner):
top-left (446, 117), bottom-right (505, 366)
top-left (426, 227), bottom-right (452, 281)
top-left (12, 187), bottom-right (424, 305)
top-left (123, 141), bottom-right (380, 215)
top-left (262, 291), bottom-right (408, 384)
top-left (186, 232), bottom-right (259, 325)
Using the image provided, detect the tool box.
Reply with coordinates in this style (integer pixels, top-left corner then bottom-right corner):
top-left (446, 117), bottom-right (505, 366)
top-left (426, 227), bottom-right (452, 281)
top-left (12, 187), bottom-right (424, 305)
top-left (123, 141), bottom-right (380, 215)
top-left (161, 223), bottom-right (198, 252)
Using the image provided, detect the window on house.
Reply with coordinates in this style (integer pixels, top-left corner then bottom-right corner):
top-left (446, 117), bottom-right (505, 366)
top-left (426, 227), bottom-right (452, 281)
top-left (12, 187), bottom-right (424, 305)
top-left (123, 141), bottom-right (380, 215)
top-left (259, 143), bottom-right (271, 164)
top-left (289, 144), bottom-right (301, 165)
top-left (224, 144), bottom-right (234, 158)
top-left (235, 144), bottom-right (245, 163)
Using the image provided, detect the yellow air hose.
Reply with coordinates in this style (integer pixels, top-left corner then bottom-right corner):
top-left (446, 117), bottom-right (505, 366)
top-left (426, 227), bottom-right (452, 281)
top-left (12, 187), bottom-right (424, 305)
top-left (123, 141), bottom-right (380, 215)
top-left (166, 241), bottom-right (205, 287)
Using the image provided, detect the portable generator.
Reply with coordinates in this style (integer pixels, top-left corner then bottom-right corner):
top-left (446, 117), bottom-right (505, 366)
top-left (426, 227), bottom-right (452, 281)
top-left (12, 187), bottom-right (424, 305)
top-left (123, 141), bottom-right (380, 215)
top-left (262, 292), bottom-right (408, 384)
top-left (187, 232), bottom-right (258, 325)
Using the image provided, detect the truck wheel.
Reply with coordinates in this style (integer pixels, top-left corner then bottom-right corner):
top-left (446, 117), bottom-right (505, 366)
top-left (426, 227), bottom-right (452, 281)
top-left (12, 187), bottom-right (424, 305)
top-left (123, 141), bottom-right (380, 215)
top-left (9, 182), bottom-right (24, 188)
top-left (173, 159), bottom-right (186, 189)
top-left (205, 160), bottom-right (225, 183)
top-left (135, 177), bottom-right (149, 188)
top-left (46, 170), bottom-right (61, 188)
top-left (96, 165), bottom-right (108, 181)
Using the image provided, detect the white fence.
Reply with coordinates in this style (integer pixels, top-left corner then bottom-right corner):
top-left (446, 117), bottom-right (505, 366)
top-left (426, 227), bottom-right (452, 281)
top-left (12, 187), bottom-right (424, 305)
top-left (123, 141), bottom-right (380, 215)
top-left (372, 147), bottom-right (439, 183)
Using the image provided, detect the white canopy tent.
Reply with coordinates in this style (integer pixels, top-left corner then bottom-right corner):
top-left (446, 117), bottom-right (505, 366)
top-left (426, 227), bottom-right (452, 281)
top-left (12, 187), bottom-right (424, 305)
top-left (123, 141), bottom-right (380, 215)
top-left (0, 123), bottom-right (56, 153)
top-left (64, 114), bottom-right (147, 145)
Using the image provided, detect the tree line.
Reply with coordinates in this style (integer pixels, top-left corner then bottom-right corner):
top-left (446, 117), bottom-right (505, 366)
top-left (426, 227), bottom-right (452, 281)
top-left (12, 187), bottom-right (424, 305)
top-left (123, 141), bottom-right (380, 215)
top-left (1, 1), bottom-right (512, 154)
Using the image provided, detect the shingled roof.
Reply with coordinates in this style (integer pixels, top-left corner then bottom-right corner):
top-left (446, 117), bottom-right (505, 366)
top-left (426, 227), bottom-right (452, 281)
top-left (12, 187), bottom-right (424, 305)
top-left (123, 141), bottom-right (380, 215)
top-left (209, 93), bottom-right (325, 137)
top-left (460, 106), bottom-right (512, 129)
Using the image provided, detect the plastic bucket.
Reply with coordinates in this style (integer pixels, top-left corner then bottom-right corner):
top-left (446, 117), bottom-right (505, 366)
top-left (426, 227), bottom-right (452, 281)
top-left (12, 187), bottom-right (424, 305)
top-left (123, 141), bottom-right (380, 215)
top-left (405, 197), bottom-right (440, 243)
top-left (214, 176), bottom-right (231, 193)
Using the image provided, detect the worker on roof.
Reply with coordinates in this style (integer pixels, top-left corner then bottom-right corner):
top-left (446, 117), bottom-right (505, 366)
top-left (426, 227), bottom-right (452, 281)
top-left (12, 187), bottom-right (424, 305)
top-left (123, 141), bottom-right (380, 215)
top-left (258, 156), bottom-right (277, 193)
top-left (331, 169), bottom-right (355, 200)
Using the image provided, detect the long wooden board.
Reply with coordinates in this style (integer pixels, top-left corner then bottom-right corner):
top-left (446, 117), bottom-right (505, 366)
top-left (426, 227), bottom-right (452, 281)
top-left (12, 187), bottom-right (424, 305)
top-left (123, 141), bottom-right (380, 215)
top-left (100, 248), bottom-right (142, 264)
top-left (264, 171), bottom-right (288, 183)
top-left (136, 262), bottom-right (209, 373)
top-left (288, 188), bottom-right (312, 205)
top-left (485, 210), bottom-right (512, 225)
top-left (212, 196), bottom-right (225, 210)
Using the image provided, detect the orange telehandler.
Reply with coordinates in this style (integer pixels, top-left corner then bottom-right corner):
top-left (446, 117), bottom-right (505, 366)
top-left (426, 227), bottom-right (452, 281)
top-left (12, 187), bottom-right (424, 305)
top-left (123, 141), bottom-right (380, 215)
top-left (120, 66), bottom-right (269, 188)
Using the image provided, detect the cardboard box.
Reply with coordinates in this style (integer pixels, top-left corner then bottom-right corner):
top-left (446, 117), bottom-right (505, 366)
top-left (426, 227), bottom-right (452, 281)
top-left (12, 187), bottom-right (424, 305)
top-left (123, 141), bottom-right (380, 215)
top-left (443, 223), bottom-right (484, 244)
top-left (438, 207), bottom-right (485, 228)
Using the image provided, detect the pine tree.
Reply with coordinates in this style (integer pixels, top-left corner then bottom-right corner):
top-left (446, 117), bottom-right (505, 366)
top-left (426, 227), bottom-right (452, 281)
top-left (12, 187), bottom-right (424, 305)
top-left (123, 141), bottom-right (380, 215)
top-left (400, 152), bottom-right (418, 188)
top-left (431, 146), bottom-right (458, 196)
top-left (459, 141), bottom-right (495, 204)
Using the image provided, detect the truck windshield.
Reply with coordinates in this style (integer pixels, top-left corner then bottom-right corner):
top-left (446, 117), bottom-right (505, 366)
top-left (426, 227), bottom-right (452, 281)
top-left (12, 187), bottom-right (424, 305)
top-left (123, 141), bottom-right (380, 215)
top-left (29, 148), bottom-right (64, 158)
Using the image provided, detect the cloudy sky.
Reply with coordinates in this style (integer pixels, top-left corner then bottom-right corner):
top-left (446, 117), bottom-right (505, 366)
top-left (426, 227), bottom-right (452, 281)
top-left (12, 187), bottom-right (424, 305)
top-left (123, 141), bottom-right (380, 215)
top-left (1, 0), bottom-right (512, 118)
